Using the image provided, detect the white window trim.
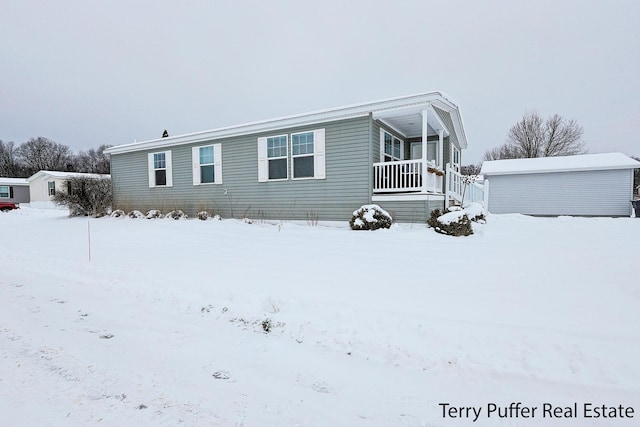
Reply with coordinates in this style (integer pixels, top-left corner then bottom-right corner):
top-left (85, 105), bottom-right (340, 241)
top-left (48, 181), bottom-right (56, 196)
top-left (380, 129), bottom-right (404, 162)
top-left (258, 129), bottom-right (325, 182)
top-left (148, 150), bottom-right (173, 188)
top-left (192, 143), bottom-right (223, 185)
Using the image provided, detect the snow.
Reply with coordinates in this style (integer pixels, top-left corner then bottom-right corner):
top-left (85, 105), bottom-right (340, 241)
top-left (481, 152), bottom-right (640, 175)
top-left (1, 207), bottom-right (639, 426)
top-left (437, 203), bottom-right (484, 225)
top-left (0, 177), bottom-right (29, 185)
top-left (27, 170), bottom-right (110, 182)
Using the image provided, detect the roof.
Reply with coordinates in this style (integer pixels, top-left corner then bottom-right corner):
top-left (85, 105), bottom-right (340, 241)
top-left (0, 177), bottom-right (29, 185)
top-left (27, 170), bottom-right (110, 182)
top-left (105, 92), bottom-right (468, 155)
top-left (481, 153), bottom-right (640, 176)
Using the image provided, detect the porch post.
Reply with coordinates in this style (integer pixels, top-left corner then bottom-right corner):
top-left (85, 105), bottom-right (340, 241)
top-left (438, 129), bottom-right (444, 168)
top-left (421, 108), bottom-right (429, 193)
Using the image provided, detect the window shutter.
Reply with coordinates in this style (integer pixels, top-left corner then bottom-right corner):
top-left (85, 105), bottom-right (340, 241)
top-left (165, 151), bottom-right (173, 187)
top-left (314, 129), bottom-right (326, 179)
top-left (257, 137), bottom-right (268, 182)
top-left (213, 143), bottom-right (223, 184)
top-left (148, 153), bottom-right (155, 187)
top-left (192, 146), bottom-right (200, 185)
top-left (9, 187), bottom-right (13, 198)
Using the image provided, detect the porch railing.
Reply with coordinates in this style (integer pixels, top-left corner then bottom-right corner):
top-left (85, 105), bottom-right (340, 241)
top-left (373, 159), bottom-right (442, 193)
top-left (445, 163), bottom-right (484, 206)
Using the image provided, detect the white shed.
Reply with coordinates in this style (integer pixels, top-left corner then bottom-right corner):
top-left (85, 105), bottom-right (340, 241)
top-left (481, 153), bottom-right (640, 217)
top-left (27, 171), bottom-right (110, 208)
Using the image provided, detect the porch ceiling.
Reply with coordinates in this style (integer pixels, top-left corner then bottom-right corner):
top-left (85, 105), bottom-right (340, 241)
top-left (373, 106), bottom-right (450, 139)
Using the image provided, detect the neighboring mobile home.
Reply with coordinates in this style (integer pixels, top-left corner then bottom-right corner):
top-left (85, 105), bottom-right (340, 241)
top-left (481, 153), bottom-right (640, 217)
top-left (105, 92), bottom-right (473, 222)
top-left (27, 171), bottom-right (110, 208)
top-left (0, 178), bottom-right (30, 204)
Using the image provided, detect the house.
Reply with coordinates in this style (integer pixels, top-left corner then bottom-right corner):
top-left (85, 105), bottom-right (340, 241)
top-left (481, 153), bottom-right (640, 217)
top-left (0, 177), bottom-right (30, 204)
top-left (27, 170), bottom-right (110, 208)
top-left (105, 92), bottom-right (474, 222)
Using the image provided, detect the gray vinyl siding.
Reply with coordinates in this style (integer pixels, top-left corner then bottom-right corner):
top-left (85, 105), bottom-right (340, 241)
top-left (487, 169), bottom-right (634, 216)
top-left (111, 116), bottom-right (372, 221)
top-left (0, 185), bottom-right (30, 203)
top-left (376, 199), bottom-right (445, 223)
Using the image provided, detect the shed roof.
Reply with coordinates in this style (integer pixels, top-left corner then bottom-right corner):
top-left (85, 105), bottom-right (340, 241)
top-left (481, 153), bottom-right (640, 176)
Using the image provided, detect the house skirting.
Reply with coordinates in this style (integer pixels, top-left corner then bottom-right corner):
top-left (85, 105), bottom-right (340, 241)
top-left (372, 193), bottom-right (445, 223)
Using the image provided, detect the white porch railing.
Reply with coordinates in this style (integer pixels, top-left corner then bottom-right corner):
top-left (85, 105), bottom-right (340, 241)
top-left (446, 163), bottom-right (484, 206)
top-left (372, 159), bottom-right (443, 193)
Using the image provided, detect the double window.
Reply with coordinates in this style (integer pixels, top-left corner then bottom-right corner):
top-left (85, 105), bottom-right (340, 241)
top-left (148, 151), bottom-right (173, 187)
top-left (258, 129), bottom-right (325, 182)
top-left (192, 143), bottom-right (222, 185)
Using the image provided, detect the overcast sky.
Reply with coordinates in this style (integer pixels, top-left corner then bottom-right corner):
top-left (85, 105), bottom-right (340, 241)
top-left (1, 0), bottom-right (638, 164)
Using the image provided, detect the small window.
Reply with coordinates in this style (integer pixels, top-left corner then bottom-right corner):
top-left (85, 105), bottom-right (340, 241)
top-left (192, 144), bottom-right (222, 185)
top-left (291, 131), bottom-right (315, 179)
top-left (148, 151), bottom-right (173, 187)
top-left (48, 181), bottom-right (56, 196)
top-left (0, 186), bottom-right (9, 198)
top-left (267, 135), bottom-right (288, 180)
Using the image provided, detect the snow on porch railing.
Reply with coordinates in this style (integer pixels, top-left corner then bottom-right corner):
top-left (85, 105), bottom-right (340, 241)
top-left (373, 159), bottom-right (443, 193)
top-left (446, 163), bottom-right (484, 206)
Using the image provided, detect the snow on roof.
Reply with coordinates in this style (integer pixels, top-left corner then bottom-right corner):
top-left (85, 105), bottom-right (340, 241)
top-left (481, 153), bottom-right (640, 176)
top-left (105, 91), bottom-right (466, 155)
top-left (27, 170), bottom-right (110, 182)
top-left (0, 177), bottom-right (29, 185)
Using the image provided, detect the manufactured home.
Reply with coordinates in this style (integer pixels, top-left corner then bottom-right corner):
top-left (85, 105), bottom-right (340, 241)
top-left (27, 171), bottom-right (110, 208)
top-left (0, 177), bottom-right (30, 204)
top-left (481, 153), bottom-right (640, 217)
top-left (106, 92), bottom-right (477, 222)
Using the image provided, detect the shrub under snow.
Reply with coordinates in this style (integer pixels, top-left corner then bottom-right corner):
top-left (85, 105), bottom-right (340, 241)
top-left (145, 209), bottom-right (162, 219)
top-left (427, 203), bottom-right (485, 237)
top-left (110, 209), bottom-right (126, 218)
top-left (350, 204), bottom-right (393, 231)
top-left (165, 210), bottom-right (188, 220)
top-left (128, 210), bottom-right (145, 219)
top-left (196, 211), bottom-right (211, 221)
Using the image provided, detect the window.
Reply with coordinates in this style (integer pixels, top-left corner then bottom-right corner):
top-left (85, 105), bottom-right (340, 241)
top-left (258, 129), bottom-right (325, 182)
top-left (381, 130), bottom-right (402, 162)
top-left (48, 181), bottom-right (56, 196)
top-left (192, 143), bottom-right (222, 185)
top-left (0, 186), bottom-right (10, 198)
top-left (147, 151), bottom-right (173, 187)
top-left (291, 131), bottom-right (314, 179)
top-left (267, 135), bottom-right (288, 180)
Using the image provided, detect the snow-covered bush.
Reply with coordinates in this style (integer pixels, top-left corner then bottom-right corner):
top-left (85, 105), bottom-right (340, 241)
top-left (165, 210), bottom-right (187, 220)
top-left (350, 204), bottom-right (392, 231)
top-left (110, 209), bottom-right (125, 218)
top-left (196, 211), bottom-right (211, 221)
top-left (128, 210), bottom-right (145, 219)
top-left (427, 208), bottom-right (473, 236)
top-left (427, 203), bottom-right (485, 236)
top-left (145, 209), bottom-right (162, 219)
top-left (212, 214), bottom-right (221, 221)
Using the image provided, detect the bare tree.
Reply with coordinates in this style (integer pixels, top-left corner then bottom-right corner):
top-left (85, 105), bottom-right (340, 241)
top-left (0, 140), bottom-right (27, 177)
top-left (461, 164), bottom-right (481, 175)
top-left (74, 144), bottom-right (111, 174)
top-left (484, 111), bottom-right (586, 161)
top-left (16, 137), bottom-right (73, 175)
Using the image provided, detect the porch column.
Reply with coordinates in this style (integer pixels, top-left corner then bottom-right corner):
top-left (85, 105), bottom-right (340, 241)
top-left (421, 108), bottom-right (429, 193)
top-left (438, 129), bottom-right (444, 168)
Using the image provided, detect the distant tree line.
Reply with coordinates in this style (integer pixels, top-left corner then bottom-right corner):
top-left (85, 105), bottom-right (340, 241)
top-left (0, 137), bottom-right (110, 178)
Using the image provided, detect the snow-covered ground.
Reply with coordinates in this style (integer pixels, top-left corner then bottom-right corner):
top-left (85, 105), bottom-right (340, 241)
top-left (1, 207), bottom-right (639, 427)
